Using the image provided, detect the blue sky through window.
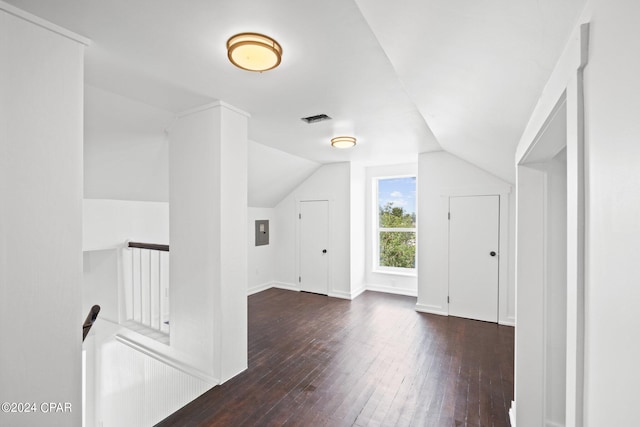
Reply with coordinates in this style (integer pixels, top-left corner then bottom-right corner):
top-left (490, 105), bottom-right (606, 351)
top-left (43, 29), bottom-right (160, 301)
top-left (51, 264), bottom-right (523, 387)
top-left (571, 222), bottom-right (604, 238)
top-left (378, 177), bottom-right (416, 216)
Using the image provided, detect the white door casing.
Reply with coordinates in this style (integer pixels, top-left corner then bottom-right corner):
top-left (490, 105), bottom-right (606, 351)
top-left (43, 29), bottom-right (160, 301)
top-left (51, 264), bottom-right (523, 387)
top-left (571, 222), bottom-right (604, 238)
top-left (299, 200), bottom-right (329, 295)
top-left (448, 195), bottom-right (500, 322)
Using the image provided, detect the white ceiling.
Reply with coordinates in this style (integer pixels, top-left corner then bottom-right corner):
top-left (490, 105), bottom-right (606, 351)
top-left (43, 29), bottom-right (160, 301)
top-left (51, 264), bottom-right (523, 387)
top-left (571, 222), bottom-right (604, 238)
top-left (6, 0), bottom-right (586, 183)
top-left (248, 141), bottom-right (320, 208)
top-left (354, 0), bottom-right (586, 181)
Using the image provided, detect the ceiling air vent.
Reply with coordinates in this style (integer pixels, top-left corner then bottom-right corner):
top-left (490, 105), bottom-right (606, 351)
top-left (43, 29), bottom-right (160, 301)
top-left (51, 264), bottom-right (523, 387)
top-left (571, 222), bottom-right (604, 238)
top-left (301, 114), bottom-right (332, 124)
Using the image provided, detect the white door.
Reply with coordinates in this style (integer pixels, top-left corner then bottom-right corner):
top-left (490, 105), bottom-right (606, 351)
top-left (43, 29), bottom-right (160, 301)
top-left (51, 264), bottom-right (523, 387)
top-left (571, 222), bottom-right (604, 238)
top-left (448, 195), bottom-right (500, 322)
top-left (299, 200), bottom-right (329, 295)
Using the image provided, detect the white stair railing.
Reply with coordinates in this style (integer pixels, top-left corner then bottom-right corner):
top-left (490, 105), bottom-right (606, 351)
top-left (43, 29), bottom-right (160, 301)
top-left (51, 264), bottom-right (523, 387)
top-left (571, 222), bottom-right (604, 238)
top-left (125, 242), bottom-right (170, 335)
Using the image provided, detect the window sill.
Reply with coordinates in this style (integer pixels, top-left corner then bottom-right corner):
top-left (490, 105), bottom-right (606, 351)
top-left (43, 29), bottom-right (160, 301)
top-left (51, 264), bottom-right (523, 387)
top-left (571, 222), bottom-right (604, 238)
top-left (372, 269), bottom-right (417, 278)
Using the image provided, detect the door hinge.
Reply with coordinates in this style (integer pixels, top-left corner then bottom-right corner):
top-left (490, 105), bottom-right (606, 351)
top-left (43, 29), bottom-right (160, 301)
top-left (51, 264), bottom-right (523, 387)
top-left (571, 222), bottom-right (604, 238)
top-left (448, 212), bottom-right (450, 220)
top-left (299, 276), bottom-right (301, 283)
top-left (447, 296), bottom-right (450, 304)
top-left (299, 213), bottom-right (301, 219)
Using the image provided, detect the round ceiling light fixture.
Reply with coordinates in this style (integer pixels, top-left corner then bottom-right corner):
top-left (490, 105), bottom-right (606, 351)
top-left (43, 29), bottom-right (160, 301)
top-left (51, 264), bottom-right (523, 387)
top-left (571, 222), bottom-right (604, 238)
top-left (227, 32), bottom-right (282, 72)
top-left (331, 136), bottom-right (357, 149)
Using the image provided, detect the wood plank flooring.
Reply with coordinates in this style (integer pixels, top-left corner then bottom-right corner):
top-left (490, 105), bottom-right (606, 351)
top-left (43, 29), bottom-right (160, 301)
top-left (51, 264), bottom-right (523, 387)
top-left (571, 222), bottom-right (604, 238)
top-left (156, 289), bottom-right (514, 427)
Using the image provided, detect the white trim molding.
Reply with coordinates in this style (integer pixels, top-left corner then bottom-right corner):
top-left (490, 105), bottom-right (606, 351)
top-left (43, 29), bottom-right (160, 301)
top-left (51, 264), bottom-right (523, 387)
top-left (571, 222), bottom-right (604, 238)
top-left (513, 19), bottom-right (589, 427)
top-left (351, 286), bottom-right (366, 300)
top-left (176, 100), bottom-right (250, 119)
top-left (415, 303), bottom-right (448, 316)
top-left (0, 0), bottom-right (91, 45)
top-left (248, 281), bottom-right (274, 296)
top-left (115, 333), bottom-right (218, 386)
top-left (272, 282), bottom-right (300, 292)
top-left (328, 290), bottom-right (353, 300)
top-left (366, 284), bottom-right (417, 298)
top-left (440, 184), bottom-right (512, 197)
top-left (509, 401), bottom-right (516, 427)
top-left (499, 318), bottom-right (516, 327)
top-left (328, 285), bottom-right (369, 300)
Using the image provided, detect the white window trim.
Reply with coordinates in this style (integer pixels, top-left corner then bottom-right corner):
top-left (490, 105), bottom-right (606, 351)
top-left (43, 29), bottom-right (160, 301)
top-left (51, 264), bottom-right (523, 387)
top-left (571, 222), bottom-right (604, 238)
top-left (373, 175), bottom-right (417, 275)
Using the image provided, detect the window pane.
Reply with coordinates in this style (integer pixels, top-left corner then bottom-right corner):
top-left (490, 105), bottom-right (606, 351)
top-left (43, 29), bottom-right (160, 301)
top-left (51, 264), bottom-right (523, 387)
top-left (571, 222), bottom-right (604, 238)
top-left (379, 231), bottom-right (416, 268)
top-left (378, 177), bottom-right (416, 228)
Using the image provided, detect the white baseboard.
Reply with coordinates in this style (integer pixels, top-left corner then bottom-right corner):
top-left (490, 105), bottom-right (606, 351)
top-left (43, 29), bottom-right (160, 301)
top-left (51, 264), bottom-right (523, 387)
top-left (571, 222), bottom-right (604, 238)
top-left (351, 286), bottom-right (366, 299)
top-left (328, 290), bottom-right (352, 300)
top-left (272, 282), bottom-right (300, 292)
top-left (247, 282), bottom-right (274, 296)
top-left (329, 286), bottom-right (367, 300)
top-left (545, 420), bottom-right (564, 427)
top-left (366, 284), bottom-right (417, 297)
top-left (251, 282), bottom-right (367, 299)
top-left (509, 401), bottom-right (516, 427)
top-left (250, 282), bottom-right (422, 301)
top-left (415, 303), bottom-right (448, 316)
top-left (499, 317), bottom-right (516, 327)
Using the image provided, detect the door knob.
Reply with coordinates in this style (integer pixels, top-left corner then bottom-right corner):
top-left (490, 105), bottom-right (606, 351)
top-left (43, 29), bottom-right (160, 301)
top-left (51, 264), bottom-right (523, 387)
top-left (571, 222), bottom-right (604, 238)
top-left (490, 251), bottom-right (496, 257)
top-left (322, 249), bottom-right (327, 253)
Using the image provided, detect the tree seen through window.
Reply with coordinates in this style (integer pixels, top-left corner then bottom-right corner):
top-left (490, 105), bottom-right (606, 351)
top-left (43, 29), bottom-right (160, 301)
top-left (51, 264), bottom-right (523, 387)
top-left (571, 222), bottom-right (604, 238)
top-left (377, 177), bottom-right (416, 270)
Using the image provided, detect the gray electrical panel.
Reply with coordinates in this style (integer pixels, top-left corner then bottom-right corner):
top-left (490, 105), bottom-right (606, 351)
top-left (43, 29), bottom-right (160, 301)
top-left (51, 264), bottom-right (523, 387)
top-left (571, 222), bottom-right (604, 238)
top-left (255, 220), bottom-right (269, 246)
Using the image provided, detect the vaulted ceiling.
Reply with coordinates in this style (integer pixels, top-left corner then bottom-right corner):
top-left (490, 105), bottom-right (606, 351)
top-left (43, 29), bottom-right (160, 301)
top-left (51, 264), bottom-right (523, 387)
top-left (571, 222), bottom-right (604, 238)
top-left (7, 0), bottom-right (586, 184)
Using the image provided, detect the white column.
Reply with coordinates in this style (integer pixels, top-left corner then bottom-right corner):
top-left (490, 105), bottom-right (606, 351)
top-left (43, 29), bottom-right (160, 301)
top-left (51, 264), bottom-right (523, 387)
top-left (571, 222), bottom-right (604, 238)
top-left (0, 4), bottom-right (87, 427)
top-left (169, 101), bottom-right (248, 382)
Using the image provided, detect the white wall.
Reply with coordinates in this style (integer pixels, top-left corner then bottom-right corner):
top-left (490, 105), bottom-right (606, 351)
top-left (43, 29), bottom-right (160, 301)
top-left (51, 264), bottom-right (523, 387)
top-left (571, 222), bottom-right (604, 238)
top-left (0, 6), bottom-right (86, 426)
top-left (416, 151), bottom-right (514, 325)
top-left (82, 199), bottom-right (221, 427)
top-left (83, 199), bottom-right (169, 251)
top-left (365, 163), bottom-right (418, 296)
top-left (514, 1), bottom-right (640, 424)
top-left (84, 202), bottom-right (277, 314)
top-left (82, 199), bottom-right (170, 329)
top-left (350, 163), bottom-right (367, 297)
top-left (582, 0), bottom-right (640, 423)
top-left (248, 207), bottom-right (276, 294)
top-left (84, 321), bottom-right (211, 427)
top-left (84, 85), bottom-right (172, 202)
top-left (513, 17), bottom-right (586, 426)
top-left (84, 86), bottom-right (323, 208)
top-left (274, 162), bottom-right (353, 298)
top-left (83, 250), bottom-right (120, 324)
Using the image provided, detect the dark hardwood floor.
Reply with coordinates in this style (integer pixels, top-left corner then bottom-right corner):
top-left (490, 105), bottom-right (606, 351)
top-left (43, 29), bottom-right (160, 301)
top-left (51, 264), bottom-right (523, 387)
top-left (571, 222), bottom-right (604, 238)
top-left (156, 289), bottom-right (514, 427)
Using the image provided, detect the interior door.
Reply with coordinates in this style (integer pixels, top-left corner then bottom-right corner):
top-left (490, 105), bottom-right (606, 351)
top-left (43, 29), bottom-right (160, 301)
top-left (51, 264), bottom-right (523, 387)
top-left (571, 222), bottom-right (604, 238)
top-left (299, 200), bottom-right (329, 295)
top-left (448, 195), bottom-right (500, 322)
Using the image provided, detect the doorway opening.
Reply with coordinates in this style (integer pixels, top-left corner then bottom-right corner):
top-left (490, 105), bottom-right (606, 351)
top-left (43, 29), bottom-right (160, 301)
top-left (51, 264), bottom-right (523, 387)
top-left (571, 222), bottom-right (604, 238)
top-left (517, 94), bottom-right (571, 426)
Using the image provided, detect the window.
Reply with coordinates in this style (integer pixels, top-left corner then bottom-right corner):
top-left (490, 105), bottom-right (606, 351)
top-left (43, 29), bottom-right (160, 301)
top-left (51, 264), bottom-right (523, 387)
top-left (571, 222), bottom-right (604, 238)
top-left (375, 176), bottom-right (417, 273)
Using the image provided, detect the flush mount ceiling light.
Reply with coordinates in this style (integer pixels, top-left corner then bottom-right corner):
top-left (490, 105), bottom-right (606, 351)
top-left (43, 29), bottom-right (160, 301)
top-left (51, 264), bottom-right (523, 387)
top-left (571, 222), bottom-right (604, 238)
top-left (331, 136), bottom-right (357, 149)
top-left (227, 32), bottom-right (282, 72)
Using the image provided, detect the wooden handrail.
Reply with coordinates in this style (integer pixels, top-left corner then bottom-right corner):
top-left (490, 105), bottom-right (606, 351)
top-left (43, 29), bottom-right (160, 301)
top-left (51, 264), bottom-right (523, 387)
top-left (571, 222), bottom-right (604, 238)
top-left (128, 241), bottom-right (170, 252)
top-left (82, 305), bottom-right (101, 342)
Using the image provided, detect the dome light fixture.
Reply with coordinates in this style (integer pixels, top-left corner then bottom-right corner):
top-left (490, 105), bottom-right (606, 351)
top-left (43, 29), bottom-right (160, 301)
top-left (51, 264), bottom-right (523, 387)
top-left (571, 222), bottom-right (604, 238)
top-left (227, 32), bottom-right (282, 72)
top-left (331, 136), bottom-right (357, 149)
